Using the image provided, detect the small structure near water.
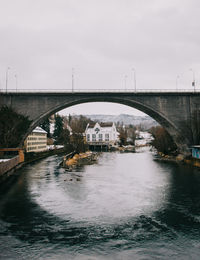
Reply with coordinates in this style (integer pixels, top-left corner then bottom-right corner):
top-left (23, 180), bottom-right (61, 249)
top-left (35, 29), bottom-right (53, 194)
top-left (63, 151), bottom-right (98, 170)
top-left (118, 145), bottom-right (135, 153)
top-left (191, 146), bottom-right (200, 159)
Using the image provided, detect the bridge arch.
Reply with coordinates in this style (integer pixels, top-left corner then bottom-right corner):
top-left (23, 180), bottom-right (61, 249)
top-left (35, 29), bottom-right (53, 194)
top-left (25, 95), bottom-right (189, 154)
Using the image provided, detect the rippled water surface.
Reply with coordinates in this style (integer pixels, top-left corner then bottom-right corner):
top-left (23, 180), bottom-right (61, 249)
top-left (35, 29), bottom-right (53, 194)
top-left (1, 149), bottom-right (200, 259)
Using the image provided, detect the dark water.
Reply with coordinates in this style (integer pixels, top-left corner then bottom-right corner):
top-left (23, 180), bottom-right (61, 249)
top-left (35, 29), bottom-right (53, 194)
top-left (1, 149), bottom-right (200, 259)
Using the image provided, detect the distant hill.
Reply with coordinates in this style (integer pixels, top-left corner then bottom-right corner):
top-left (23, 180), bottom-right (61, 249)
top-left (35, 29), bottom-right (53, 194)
top-left (84, 114), bottom-right (158, 130)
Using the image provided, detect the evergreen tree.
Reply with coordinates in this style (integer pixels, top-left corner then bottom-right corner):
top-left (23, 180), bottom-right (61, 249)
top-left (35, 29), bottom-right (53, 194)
top-left (39, 118), bottom-right (50, 137)
top-left (53, 114), bottom-right (64, 144)
top-left (58, 128), bottom-right (73, 151)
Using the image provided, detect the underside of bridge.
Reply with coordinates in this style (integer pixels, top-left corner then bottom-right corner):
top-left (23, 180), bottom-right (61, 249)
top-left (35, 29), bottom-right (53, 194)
top-left (1, 92), bottom-right (200, 155)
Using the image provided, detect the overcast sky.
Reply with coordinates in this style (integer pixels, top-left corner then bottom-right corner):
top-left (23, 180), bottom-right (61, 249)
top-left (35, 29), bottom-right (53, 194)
top-left (1, 0), bottom-right (200, 115)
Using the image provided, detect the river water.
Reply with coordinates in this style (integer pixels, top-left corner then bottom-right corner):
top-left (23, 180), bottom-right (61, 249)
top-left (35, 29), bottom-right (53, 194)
top-left (1, 148), bottom-right (200, 259)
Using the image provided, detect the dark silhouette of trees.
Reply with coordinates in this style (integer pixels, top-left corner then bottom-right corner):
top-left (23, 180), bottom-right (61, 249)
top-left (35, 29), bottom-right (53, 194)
top-left (117, 124), bottom-right (136, 146)
top-left (0, 106), bottom-right (31, 148)
top-left (118, 126), bottom-right (127, 146)
top-left (149, 126), bottom-right (177, 155)
top-left (53, 114), bottom-right (64, 144)
top-left (39, 118), bottom-right (50, 137)
top-left (58, 128), bottom-right (72, 151)
top-left (127, 125), bottom-right (136, 145)
top-left (71, 133), bottom-right (87, 153)
top-left (69, 115), bottom-right (93, 153)
top-left (70, 115), bottom-right (94, 133)
top-left (52, 114), bottom-right (93, 152)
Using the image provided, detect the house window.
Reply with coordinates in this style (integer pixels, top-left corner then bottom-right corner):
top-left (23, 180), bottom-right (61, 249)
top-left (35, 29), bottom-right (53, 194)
top-left (98, 134), bottom-right (103, 141)
top-left (87, 134), bottom-right (90, 141)
top-left (92, 134), bottom-right (96, 141)
top-left (105, 134), bottom-right (109, 141)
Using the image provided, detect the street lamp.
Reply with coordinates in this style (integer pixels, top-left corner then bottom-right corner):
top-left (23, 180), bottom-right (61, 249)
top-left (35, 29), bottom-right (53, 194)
top-left (124, 75), bottom-right (127, 90)
top-left (72, 68), bottom-right (74, 92)
top-left (190, 68), bottom-right (195, 91)
top-left (5, 67), bottom-right (10, 93)
top-left (15, 74), bottom-right (18, 92)
top-left (176, 75), bottom-right (180, 91)
top-left (132, 68), bottom-right (136, 92)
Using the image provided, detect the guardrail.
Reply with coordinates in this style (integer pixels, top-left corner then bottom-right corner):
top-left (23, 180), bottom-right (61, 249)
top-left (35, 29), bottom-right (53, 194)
top-left (0, 88), bottom-right (199, 93)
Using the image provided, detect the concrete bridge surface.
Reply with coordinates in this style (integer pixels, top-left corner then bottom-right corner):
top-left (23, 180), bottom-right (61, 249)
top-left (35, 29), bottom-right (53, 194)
top-left (1, 91), bottom-right (200, 155)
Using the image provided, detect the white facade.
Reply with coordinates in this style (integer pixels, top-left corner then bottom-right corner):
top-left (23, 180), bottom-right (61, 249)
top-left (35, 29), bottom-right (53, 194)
top-left (85, 122), bottom-right (119, 146)
top-left (24, 127), bottom-right (47, 153)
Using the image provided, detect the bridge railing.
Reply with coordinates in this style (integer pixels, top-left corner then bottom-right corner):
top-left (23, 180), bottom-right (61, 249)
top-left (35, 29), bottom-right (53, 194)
top-left (0, 88), bottom-right (199, 93)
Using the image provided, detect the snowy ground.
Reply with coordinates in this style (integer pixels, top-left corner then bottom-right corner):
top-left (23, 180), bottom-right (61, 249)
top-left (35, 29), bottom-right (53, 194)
top-left (0, 159), bottom-right (11, 163)
top-left (47, 145), bottom-right (64, 150)
top-left (135, 131), bottom-right (153, 146)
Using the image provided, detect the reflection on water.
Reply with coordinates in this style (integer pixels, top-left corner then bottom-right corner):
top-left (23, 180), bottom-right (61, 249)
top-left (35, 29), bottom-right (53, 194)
top-left (1, 149), bottom-right (200, 259)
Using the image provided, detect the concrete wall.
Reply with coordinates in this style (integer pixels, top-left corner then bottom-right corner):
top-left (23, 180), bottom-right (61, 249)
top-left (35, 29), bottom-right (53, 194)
top-left (0, 156), bottom-right (20, 176)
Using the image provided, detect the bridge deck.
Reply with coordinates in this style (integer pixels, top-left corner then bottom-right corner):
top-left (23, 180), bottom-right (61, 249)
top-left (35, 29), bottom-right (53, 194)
top-left (0, 88), bottom-right (199, 94)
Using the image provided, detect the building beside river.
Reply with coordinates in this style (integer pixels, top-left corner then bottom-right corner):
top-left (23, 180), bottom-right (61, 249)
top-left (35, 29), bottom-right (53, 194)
top-left (24, 127), bottom-right (47, 153)
top-left (85, 122), bottom-right (119, 149)
top-left (191, 146), bottom-right (200, 159)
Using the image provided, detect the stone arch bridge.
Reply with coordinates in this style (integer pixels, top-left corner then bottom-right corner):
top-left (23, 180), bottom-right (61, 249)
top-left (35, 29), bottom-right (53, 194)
top-left (1, 91), bottom-right (200, 155)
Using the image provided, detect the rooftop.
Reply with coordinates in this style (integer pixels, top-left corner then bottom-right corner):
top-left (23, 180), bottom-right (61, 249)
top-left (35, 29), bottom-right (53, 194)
top-left (32, 126), bottom-right (47, 134)
top-left (88, 122), bottom-right (113, 128)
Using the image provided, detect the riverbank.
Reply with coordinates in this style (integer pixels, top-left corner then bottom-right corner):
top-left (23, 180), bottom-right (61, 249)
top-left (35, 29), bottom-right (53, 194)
top-left (24, 147), bottom-right (66, 163)
top-left (63, 151), bottom-right (98, 170)
top-left (0, 147), bottom-right (66, 185)
top-left (155, 152), bottom-right (200, 169)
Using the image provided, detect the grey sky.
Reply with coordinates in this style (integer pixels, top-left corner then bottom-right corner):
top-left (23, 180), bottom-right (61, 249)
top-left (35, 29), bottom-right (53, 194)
top-left (1, 0), bottom-right (200, 115)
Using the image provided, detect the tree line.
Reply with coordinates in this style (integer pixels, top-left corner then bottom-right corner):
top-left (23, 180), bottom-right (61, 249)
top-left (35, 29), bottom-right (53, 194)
top-left (41, 114), bottom-right (94, 153)
top-left (149, 126), bottom-right (177, 155)
top-left (41, 114), bottom-right (138, 150)
top-left (0, 106), bottom-right (137, 150)
top-left (0, 105), bottom-right (187, 156)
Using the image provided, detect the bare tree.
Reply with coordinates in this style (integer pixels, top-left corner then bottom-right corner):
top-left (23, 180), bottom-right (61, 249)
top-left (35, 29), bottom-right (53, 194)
top-left (149, 126), bottom-right (177, 155)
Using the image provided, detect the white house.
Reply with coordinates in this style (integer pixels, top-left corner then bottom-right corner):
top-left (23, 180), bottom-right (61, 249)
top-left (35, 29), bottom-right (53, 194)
top-left (85, 122), bottom-right (119, 146)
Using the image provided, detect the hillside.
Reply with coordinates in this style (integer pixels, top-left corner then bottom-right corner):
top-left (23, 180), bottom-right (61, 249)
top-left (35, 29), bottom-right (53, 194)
top-left (84, 114), bottom-right (158, 130)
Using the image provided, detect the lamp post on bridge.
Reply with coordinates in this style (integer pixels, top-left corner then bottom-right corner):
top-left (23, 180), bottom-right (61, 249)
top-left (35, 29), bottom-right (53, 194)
top-left (15, 74), bottom-right (18, 92)
top-left (190, 68), bottom-right (195, 92)
top-left (124, 75), bottom-right (127, 90)
top-left (72, 68), bottom-right (74, 92)
top-left (176, 75), bottom-right (180, 91)
top-left (5, 67), bottom-right (10, 93)
top-left (132, 68), bottom-right (136, 92)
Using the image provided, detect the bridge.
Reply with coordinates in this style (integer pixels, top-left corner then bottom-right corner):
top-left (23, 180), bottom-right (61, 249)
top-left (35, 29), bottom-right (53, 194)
top-left (1, 89), bottom-right (200, 155)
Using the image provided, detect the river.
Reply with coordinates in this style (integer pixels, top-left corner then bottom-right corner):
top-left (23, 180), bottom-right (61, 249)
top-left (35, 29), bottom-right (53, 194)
top-left (1, 148), bottom-right (200, 259)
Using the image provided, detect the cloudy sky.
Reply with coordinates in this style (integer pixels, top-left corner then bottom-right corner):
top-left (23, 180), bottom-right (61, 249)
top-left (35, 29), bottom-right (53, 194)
top-left (1, 0), bottom-right (200, 115)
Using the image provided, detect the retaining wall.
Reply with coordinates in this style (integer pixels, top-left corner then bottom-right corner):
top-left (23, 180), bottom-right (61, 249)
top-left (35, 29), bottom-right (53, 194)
top-left (0, 156), bottom-right (20, 176)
